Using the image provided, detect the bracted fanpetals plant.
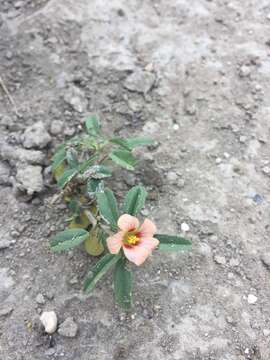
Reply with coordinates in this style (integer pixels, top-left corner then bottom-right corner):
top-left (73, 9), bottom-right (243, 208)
top-left (49, 115), bottom-right (191, 310)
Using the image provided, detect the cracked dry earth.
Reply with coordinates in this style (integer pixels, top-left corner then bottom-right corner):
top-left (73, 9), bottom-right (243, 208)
top-left (0, 0), bottom-right (270, 359)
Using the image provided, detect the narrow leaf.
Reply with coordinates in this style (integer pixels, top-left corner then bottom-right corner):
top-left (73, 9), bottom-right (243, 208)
top-left (123, 185), bottom-right (147, 216)
top-left (85, 114), bottom-right (101, 136)
top-left (96, 188), bottom-right (119, 229)
top-left (155, 234), bottom-right (192, 251)
top-left (66, 148), bottom-right (79, 168)
top-left (125, 137), bottom-right (154, 149)
top-left (50, 228), bottom-right (89, 252)
top-left (113, 258), bottom-right (132, 310)
top-left (83, 253), bottom-right (121, 294)
top-left (109, 149), bottom-right (137, 171)
top-left (52, 146), bottom-right (66, 171)
top-left (86, 178), bottom-right (104, 196)
top-left (83, 165), bottom-right (112, 179)
top-left (109, 138), bottom-right (131, 151)
top-left (57, 168), bottom-right (78, 188)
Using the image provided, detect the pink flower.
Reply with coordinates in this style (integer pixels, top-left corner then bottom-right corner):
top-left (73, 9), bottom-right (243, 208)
top-left (106, 214), bottom-right (159, 266)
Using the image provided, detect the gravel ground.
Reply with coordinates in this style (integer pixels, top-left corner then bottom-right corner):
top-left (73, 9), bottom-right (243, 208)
top-left (0, 1), bottom-right (270, 359)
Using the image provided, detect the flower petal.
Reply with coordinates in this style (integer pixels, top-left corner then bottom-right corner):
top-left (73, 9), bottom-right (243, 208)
top-left (118, 214), bottom-right (139, 232)
top-left (139, 219), bottom-right (157, 238)
top-left (106, 231), bottom-right (124, 254)
top-left (123, 245), bottom-right (151, 266)
top-left (139, 237), bottom-right (159, 252)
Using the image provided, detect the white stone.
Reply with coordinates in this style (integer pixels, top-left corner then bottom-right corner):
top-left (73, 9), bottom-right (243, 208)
top-left (214, 255), bottom-right (226, 265)
top-left (16, 165), bottom-right (43, 195)
top-left (247, 294), bottom-right (257, 304)
top-left (181, 222), bottom-right (190, 232)
top-left (40, 311), bottom-right (58, 334)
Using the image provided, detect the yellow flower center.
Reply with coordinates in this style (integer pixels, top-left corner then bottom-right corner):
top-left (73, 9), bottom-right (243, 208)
top-left (124, 233), bottom-right (139, 246)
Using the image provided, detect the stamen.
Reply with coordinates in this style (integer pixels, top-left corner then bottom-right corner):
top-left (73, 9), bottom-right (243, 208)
top-left (125, 233), bottom-right (139, 246)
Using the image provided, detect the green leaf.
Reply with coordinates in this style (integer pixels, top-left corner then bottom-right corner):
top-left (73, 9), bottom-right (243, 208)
top-left (86, 178), bottom-right (104, 195)
top-left (66, 148), bottom-right (79, 168)
top-left (109, 138), bottom-right (131, 151)
top-left (68, 199), bottom-right (81, 216)
top-left (155, 234), bottom-right (192, 251)
top-left (122, 185), bottom-right (147, 216)
top-left (84, 165), bottom-right (112, 179)
top-left (109, 149), bottom-right (137, 171)
top-left (83, 253), bottom-right (121, 294)
top-left (57, 168), bottom-right (78, 188)
top-left (50, 228), bottom-right (89, 252)
top-left (113, 257), bottom-right (132, 310)
top-left (52, 146), bottom-right (66, 171)
top-left (85, 114), bottom-right (101, 136)
top-left (78, 155), bottom-right (99, 173)
top-left (96, 188), bottom-right (119, 229)
top-left (125, 137), bottom-right (154, 149)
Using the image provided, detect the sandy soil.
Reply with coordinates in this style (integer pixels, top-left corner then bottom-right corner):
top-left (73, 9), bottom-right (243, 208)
top-left (0, 0), bottom-right (270, 359)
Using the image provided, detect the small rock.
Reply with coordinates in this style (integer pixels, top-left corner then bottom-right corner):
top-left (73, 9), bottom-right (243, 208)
top-left (23, 121), bottom-right (51, 149)
top-left (124, 70), bottom-right (156, 94)
top-left (177, 178), bottom-right (185, 188)
top-left (36, 293), bottom-right (46, 305)
top-left (0, 161), bottom-right (11, 185)
top-left (14, 1), bottom-right (24, 8)
top-left (180, 222), bottom-right (190, 232)
top-left (262, 166), bottom-right (270, 176)
top-left (239, 135), bottom-right (247, 143)
top-left (58, 317), bottom-right (78, 337)
top-left (229, 258), bottom-right (240, 267)
top-left (215, 157), bottom-right (222, 164)
top-left (0, 306), bottom-right (13, 317)
top-left (261, 253), bottom-right (270, 270)
top-left (50, 120), bottom-right (63, 135)
top-left (226, 316), bottom-right (236, 325)
top-left (16, 165), bottom-right (43, 195)
top-left (167, 171), bottom-right (178, 183)
top-left (64, 86), bottom-right (88, 113)
top-left (263, 329), bottom-right (270, 337)
top-left (5, 51), bottom-right (13, 60)
top-left (253, 193), bottom-right (264, 204)
top-left (0, 144), bottom-right (45, 165)
top-left (0, 240), bottom-right (13, 250)
top-left (239, 65), bottom-right (251, 78)
top-left (247, 294), bottom-right (257, 304)
top-left (214, 255), bottom-right (226, 265)
top-left (40, 311), bottom-right (58, 334)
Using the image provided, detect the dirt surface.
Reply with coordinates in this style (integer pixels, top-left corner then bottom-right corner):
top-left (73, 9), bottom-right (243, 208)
top-left (0, 0), bottom-right (270, 359)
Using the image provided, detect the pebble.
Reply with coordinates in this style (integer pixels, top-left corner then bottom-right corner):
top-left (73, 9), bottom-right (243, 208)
top-left (260, 253), bottom-right (270, 270)
top-left (50, 120), bottom-right (63, 135)
top-left (40, 311), bottom-right (58, 334)
top-left (214, 255), bottom-right (226, 265)
top-left (262, 166), bottom-right (270, 176)
top-left (215, 157), bottom-right (222, 164)
top-left (63, 86), bottom-right (88, 113)
top-left (0, 240), bottom-right (13, 250)
top-left (58, 317), bottom-right (78, 337)
top-left (167, 171), bottom-right (178, 183)
top-left (36, 293), bottom-right (46, 305)
top-left (16, 165), bottom-right (43, 195)
top-left (229, 258), bottom-right (240, 267)
top-left (5, 51), bottom-right (13, 60)
top-left (0, 161), bottom-right (11, 185)
top-left (0, 306), bottom-right (13, 317)
top-left (124, 69), bottom-right (156, 94)
top-left (180, 222), bottom-right (190, 232)
top-left (239, 135), bottom-right (247, 144)
top-left (263, 329), bottom-right (270, 337)
top-left (247, 294), bottom-right (257, 304)
top-left (22, 121), bottom-right (51, 149)
top-left (239, 65), bottom-right (251, 78)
